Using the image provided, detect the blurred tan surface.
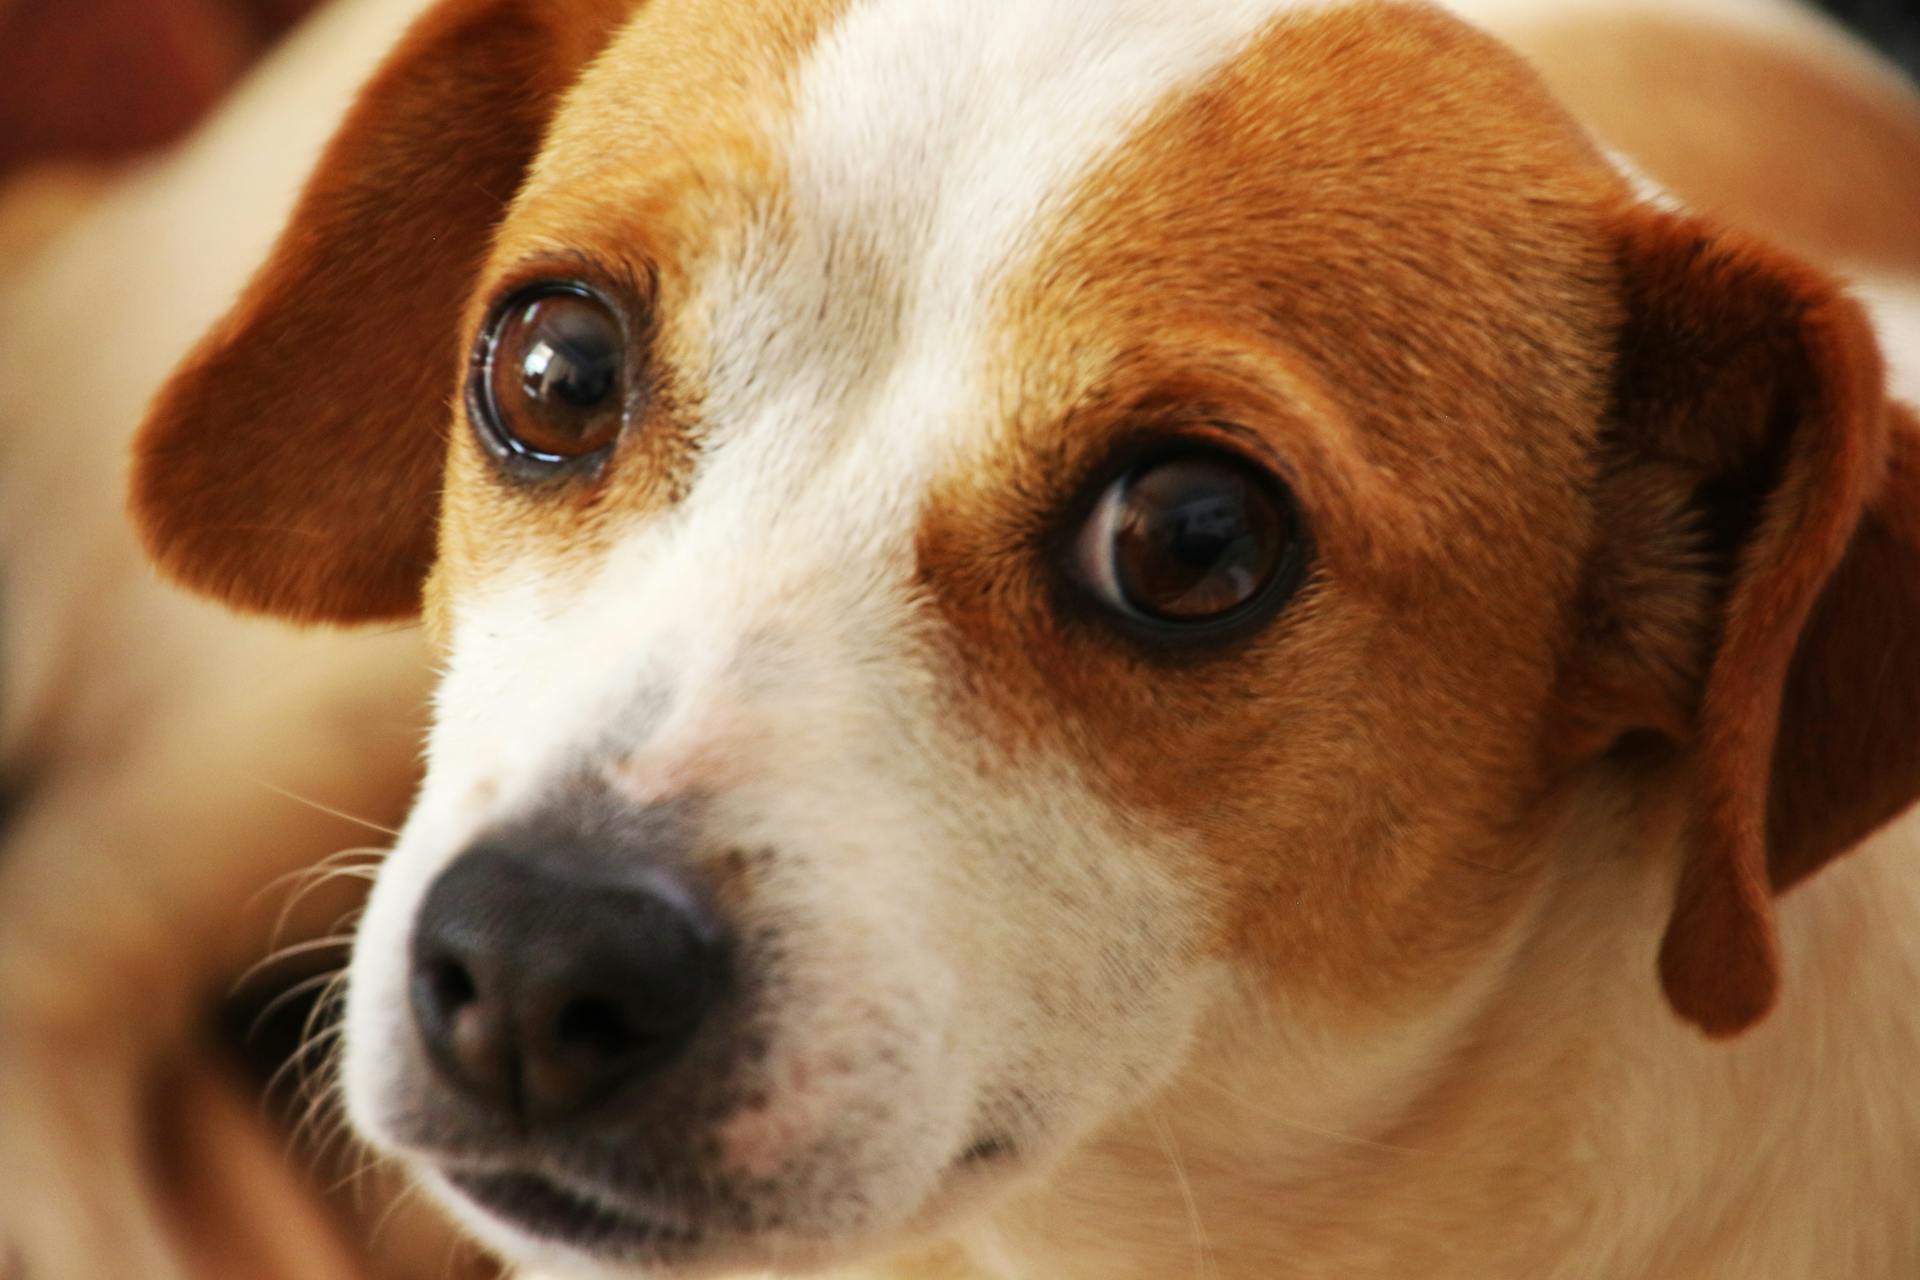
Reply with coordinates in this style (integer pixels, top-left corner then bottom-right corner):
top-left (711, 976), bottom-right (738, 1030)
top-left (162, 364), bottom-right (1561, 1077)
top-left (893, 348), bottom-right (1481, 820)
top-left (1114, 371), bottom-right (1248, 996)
top-left (0, 2), bottom-right (483, 1276)
top-left (0, 0), bottom-right (326, 179)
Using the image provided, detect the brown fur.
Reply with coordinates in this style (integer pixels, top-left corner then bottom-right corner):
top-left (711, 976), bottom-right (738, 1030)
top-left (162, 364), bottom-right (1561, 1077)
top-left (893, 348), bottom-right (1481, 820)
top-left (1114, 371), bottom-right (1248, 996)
top-left (1597, 213), bottom-right (1909, 1031)
top-left (919, 4), bottom-right (1920, 1034)
top-left (431, 0), bottom-right (854, 633)
top-left (1773, 407), bottom-right (1920, 875)
top-left (919, 3), bottom-right (1621, 1021)
top-left (132, 0), bottom-right (640, 623)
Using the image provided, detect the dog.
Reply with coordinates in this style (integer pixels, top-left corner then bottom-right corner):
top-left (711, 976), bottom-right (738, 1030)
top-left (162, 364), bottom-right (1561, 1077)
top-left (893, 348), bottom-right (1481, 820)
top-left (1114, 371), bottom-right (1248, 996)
top-left (108, 0), bottom-right (1920, 1275)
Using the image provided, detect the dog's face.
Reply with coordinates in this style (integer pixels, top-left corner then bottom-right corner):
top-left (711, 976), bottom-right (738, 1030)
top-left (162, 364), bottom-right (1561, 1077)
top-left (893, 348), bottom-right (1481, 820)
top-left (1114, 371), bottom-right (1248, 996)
top-left (131, 0), bottom-right (1920, 1274)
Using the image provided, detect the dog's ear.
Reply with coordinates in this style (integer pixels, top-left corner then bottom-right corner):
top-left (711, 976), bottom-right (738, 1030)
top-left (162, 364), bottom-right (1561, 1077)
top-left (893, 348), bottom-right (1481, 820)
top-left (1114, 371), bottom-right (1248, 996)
top-left (1566, 205), bottom-right (1920, 1035)
top-left (130, 0), bottom-right (636, 623)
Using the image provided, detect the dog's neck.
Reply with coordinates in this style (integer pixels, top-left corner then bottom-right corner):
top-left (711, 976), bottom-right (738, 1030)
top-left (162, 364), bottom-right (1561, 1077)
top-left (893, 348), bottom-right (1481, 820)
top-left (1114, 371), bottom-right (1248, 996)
top-left (885, 788), bottom-right (1920, 1280)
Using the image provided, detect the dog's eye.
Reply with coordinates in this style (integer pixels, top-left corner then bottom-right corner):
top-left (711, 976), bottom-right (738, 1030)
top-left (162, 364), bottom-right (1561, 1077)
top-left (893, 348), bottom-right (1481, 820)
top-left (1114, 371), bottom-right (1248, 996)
top-left (1070, 448), bottom-right (1306, 634)
top-left (471, 283), bottom-right (628, 466)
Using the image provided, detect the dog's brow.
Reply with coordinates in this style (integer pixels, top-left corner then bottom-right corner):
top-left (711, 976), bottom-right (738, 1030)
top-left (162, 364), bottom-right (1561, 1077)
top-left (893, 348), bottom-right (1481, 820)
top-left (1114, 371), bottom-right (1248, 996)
top-left (783, 0), bottom-right (1333, 344)
top-left (491, 249), bottom-right (657, 301)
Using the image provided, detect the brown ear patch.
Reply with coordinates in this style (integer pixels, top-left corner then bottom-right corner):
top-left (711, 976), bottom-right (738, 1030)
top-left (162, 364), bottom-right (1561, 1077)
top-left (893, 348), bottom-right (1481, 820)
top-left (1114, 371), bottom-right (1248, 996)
top-left (1768, 409), bottom-right (1920, 885)
top-left (1590, 208), bottom-right (1919, 1034)
top-left (131, 0), bottom-right (636, 623)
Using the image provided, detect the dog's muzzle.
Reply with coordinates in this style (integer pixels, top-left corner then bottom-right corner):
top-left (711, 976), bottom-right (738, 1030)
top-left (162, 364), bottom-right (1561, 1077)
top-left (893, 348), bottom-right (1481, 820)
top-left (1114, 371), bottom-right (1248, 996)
top-left (408, 838), bottom-right (728, 1127)
top-left (360, 780), bottom-right (991, 1269)
top-left (381, 798), bottom-right (773, 1257)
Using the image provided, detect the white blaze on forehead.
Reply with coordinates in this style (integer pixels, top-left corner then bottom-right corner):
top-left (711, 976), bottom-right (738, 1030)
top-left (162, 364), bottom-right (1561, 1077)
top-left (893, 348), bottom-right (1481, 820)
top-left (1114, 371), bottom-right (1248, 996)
top-left (787, 0), bottom-right (1337, 317)
top-left (692, 0), bottom-right (1341, 494)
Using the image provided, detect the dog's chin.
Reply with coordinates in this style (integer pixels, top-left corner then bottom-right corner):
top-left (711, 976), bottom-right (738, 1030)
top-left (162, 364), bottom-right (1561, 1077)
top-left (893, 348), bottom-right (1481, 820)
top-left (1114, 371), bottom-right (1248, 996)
top-left (425, 1167), bottom-right (723, 1276)
top-left (416, 1134), bottom-right (1025, 1278)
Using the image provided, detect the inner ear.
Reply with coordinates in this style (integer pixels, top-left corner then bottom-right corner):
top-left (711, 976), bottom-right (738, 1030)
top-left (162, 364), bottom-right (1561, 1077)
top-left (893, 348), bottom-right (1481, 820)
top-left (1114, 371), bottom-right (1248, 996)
top-left (130, 0), bottom-right (638, 624)
top-left (1552, 443), bottom-right (1727, 761)
top-left (1559, 379), bottom-right (1817, 760)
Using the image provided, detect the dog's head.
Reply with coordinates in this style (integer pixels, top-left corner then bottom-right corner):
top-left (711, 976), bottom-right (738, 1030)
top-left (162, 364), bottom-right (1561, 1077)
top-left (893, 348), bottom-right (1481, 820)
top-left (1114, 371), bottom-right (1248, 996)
top-left (131, 0), bottom-right (1920, 1272)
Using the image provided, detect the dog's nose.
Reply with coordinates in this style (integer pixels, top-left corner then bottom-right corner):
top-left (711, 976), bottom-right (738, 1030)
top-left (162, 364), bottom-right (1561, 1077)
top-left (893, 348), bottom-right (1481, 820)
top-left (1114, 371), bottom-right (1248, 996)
top-left (407, 841), bottom-right (726, 1125)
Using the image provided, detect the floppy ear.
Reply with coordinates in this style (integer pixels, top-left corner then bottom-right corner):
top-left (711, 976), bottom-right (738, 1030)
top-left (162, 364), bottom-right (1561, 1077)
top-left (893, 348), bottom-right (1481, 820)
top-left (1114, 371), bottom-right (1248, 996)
top-left (1572, 205), bottom-right (1920, 1035)
top-left (130, 0), bottom-right (636, 623)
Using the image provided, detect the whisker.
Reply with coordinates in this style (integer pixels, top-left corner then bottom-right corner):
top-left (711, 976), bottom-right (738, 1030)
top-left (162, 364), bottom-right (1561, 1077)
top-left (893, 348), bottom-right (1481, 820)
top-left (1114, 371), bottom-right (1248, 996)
top-left (266, 1018), bottom-right (345, 1124)
top-left (320, 1120), bottom-right (385, 1201)
top-left (298, 968), bottom-right (353, 1052)
top-left (344, 1143), bottom-right (391, 1217)
top-left (244, 969), bottom-right (349, 1047)
top-left (255, 848), bottom-right (388, 951)
top-left (248, 846), bottom-right (385, 911)
top-left (1150, 1108), bottom-right (1217, 1280)
top-left (246, 777), bottom-right (402, 838)
top-left (262, 1032), bottom-right (330, 1115)
top-left (258, 970), bottom-right (350, 1127)
top-left (1185, 1073), bottom-right (1427, 1155)
top-left (369, 1179), bottom-right (429, 1253)
top-left (229, 935), bottom-right (355, 996)
top-left (295, 1071), bottom-right (366, 1192)
top-left (308, 1109), bottom-right (368, 1193)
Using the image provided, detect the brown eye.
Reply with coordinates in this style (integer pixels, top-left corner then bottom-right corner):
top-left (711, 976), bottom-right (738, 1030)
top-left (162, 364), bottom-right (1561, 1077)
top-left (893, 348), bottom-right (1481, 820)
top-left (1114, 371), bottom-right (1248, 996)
top-left (1071, 448), bottom-right (1305, 634)
top-left (472, 283), bottom-right (628, 466)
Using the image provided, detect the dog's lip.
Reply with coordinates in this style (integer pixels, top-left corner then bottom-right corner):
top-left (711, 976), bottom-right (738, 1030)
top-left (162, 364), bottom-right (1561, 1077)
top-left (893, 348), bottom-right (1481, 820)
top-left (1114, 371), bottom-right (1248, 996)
top-left (445, 1168), bottom-right (704, 1251)
top-left (429, 1124), bottom-right (1020, 1259)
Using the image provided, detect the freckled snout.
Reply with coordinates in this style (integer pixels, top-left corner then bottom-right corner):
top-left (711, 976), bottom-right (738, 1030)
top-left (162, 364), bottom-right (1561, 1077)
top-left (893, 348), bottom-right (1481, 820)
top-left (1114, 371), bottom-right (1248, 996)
top-left (407, 835), bottom-right (729, 1126)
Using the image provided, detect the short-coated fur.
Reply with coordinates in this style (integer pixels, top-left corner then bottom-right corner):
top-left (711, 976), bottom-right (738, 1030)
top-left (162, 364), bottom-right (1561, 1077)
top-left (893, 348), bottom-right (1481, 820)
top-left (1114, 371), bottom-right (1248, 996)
top-left (65, 0), bottom-right (1920, 1275)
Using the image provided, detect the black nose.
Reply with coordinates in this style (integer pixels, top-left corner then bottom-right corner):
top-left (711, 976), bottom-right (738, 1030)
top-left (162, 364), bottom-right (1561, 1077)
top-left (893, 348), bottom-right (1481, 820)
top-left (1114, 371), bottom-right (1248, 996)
top-left (408, 842), bottom-right (727, 1126)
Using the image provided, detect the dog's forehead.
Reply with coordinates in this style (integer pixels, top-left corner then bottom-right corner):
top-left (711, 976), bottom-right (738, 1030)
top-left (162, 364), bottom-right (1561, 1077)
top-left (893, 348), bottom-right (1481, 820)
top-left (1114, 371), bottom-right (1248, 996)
top-left (526, 0), bottom-right (1358, 216)
top-left (509, 0), bottom-right (1366, 446)
top-left (461, 0), bottom-right (1620, 613)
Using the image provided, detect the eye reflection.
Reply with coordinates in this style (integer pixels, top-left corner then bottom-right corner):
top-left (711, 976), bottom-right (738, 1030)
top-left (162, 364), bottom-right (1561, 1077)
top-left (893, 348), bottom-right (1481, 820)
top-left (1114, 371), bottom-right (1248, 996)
top-left (471, 283), bottom-right (629, 466)
top-left (1070, 446), bottom-right (1305, 636)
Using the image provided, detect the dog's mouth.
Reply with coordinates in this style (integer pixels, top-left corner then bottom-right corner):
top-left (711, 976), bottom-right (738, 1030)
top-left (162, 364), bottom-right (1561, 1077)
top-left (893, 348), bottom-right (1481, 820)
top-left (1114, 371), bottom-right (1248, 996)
top-left (434, 1130), bottom-right (1020, 1266)
top-left (445, 1169), bottom-right (705, 1254)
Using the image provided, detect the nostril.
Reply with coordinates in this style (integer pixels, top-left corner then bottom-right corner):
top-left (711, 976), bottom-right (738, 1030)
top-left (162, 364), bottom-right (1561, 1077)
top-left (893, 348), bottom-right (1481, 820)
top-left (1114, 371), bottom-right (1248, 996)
top-left (556, 994), bottom-right (645, 1058)
top-left (423, 955), bottom-right (478, 1015)
top-left (410, 948), bottom-right (519, 1109)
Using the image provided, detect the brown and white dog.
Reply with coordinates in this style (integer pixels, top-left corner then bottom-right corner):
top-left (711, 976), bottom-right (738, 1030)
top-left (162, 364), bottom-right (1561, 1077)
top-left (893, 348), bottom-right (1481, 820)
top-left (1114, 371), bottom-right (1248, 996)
top-left (114, 0), bottom-right (1920, 1276)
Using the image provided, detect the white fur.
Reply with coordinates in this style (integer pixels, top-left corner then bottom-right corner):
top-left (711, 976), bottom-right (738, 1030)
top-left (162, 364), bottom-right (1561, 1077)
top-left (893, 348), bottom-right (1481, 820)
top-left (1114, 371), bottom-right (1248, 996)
top-left (1855, 279), bottom-right (1920, 407)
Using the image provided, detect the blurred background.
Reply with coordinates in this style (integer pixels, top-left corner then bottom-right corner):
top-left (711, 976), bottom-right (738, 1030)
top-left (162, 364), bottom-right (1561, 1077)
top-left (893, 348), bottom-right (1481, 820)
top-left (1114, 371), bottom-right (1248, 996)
top-left (1822, 0), bottom-right (1920, 78)
top-left (0, 0), bottom-right (324, 180)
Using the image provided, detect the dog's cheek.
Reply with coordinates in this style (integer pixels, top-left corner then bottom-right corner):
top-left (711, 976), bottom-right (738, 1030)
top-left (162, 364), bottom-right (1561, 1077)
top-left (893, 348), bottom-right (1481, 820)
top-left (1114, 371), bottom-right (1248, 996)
top-left (700, 722), bottom-right (1217, 1201)
top-left (911, 764), bottom-right (1226, 1156)
top-left (697, 791), bottom-right (971, 1171)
